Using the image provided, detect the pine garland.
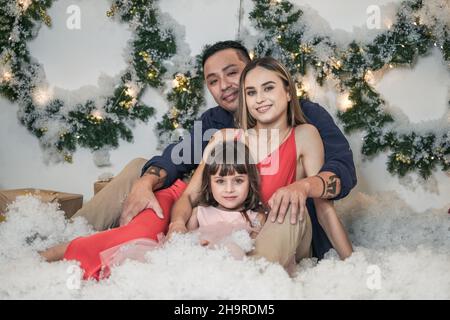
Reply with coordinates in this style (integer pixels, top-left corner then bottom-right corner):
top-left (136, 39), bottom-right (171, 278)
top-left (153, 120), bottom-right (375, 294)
top-left (0, 0), bottom-right (176, 163)
top-left (249, 0), bottom-right (449, 178)
top-left (1, 0), bottom-right (448, 179)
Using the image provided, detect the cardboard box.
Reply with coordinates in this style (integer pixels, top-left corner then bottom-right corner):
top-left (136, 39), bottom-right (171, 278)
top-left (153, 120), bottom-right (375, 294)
top-left (94, 178), bottom-right (113, 195)
top-left (0, 188), bottom-right (83, 219)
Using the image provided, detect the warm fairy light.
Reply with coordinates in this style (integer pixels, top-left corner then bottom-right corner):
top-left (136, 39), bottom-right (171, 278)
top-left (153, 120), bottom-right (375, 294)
top-left (172, 73), bottom-right (189, 92)
top-left (1, 71), bottom-right (12, 82)
top-left (330, 57), bottom-right (342, 69)
top-left (389, 64), bottom-right (394, 69)
top-left (337, 92), bottom-right (353, 111)
top-left (296, 81), bottom-right (310, 97)
top-left (17, 0), bottom-right (32, 11)
top-left (169, 106), bottom-right (179, 119)
top-left (172, 74), bottom-right (182, 88)
top-left (296, 85), bottom-right (303, 97)
top-left (249, 50), bottom-right (255, 60)
top-left (32, 87), bottom-right (52, 107)
top-left (300, 43), bottom-right (312, 54)
top-left (91, 110), bottom-right (104, 121)
top-left (364, 70), bottom-right (374, 83)
top-left (384, 19), bottom-right (393, 29)
top-left (125, 83), bottom-right (138, 98)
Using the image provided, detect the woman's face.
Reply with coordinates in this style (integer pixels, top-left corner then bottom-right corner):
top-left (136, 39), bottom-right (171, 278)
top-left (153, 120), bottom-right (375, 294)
top-left (244, 66), bottom-right (291, 126)
top-left (210, 171), bottom-right (249, 211)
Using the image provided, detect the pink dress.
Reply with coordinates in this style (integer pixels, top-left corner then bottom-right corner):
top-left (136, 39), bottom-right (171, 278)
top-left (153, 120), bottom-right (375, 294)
top-left (99, 206), bottom-right (262, 277)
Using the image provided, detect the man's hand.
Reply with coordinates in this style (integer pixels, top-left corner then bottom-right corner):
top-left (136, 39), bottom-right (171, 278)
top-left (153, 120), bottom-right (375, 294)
top-left (267, 180), bottom-right (310, 225)
top-left (119, 175), bottom-right (164, 226)
top-left (166, 221), bottom-right (188, 241)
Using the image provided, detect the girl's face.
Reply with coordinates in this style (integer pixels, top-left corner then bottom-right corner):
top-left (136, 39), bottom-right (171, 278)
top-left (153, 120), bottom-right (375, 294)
top-left (210, 172), bottom-right (249, 211)
top-left (244, 66), bottom-right (291, 126)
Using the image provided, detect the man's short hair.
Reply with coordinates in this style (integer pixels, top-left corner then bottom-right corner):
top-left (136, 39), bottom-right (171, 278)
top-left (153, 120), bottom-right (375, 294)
top-left (201, 40), bottom-right (251, 68)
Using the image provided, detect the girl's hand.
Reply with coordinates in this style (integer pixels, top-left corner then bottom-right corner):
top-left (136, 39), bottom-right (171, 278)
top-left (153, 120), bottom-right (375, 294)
top-left (166, 221), bottom-right (188, 241)
top-left (267, 180), bottom-right (309, 224)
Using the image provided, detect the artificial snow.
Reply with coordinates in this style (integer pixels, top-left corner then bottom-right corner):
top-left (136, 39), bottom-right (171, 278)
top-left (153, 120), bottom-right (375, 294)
top-left (0, 192), bottom-right (448, 300)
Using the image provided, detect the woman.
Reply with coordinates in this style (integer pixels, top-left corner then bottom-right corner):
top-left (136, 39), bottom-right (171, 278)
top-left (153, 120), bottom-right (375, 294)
top-left (168, 57), bottom-right (353, 269)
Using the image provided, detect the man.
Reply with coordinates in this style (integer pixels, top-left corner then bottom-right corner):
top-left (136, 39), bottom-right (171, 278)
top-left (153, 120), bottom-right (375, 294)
top-left (72, 41), bottom-right (356, 260)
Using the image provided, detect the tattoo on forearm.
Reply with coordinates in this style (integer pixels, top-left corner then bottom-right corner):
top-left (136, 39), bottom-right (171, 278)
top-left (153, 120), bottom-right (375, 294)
top-left (325, 175), bottom-right (338, 197)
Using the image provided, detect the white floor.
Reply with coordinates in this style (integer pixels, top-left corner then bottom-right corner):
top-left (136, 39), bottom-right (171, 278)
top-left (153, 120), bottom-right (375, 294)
top-left (0, 192), bottom-right (449, 299)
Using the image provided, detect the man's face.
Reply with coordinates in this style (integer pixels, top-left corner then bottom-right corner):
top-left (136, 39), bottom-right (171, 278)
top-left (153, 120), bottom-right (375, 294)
top-left (203, 49), bottom-right (248, 113)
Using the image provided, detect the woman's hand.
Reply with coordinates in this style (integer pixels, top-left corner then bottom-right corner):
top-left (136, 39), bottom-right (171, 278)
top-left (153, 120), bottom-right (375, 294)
top-left (267, 180), bottom-right (310, 224)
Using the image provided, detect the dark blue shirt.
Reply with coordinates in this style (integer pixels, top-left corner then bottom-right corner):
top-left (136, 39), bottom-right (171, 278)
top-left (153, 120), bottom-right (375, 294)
top-left (142, 100), bottom-right (357, 259)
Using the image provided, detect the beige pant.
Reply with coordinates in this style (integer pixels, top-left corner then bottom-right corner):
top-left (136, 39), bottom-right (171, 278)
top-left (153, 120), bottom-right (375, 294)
top-left (71, 158), bottom-right (148, 231)
top-left (249, 208), bottom-right (312, 268)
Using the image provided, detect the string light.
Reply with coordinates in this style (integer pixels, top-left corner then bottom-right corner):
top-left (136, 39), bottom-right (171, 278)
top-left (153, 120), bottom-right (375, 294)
top-left (147, 70), bottom-right (157, 80)
top-left (364, 70), bottom-right (375, 84)
top-left (124, 83), bottom-right (138, 98)
top-left (139, 51), bottom-right (153, 64)
top-left (106, 4), bottom-right (118, 17)
top-left (1, 71), bottom-right (12, 83)
top-left (249, 51), bottom-right (255, 60)
top-left (330, 57), bottom-right (342, 70)
top-left (17, 0), bottom-right (32, 11)
top-left (295, 81), bottom-right (310, 97)
top-left (32, 87), bottom-right (52, 107)
top-left (337, 92), bottom-right (353, 111)
top-left (384, 19), bottom-right (393, 29)
top-left (90, 110), bottom-right (104, 122)
top-left (395, 153), bottom-right (411, 164)
top-left (300, 43), bottom-right (312, 54)
top-left (172, 73), bottom-right (189, 92)
top-left (64, 153), bottom-right (73, 163)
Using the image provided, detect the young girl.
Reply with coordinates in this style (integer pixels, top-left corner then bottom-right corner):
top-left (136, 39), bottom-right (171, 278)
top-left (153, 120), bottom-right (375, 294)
top-left (186, 140), bottom-right (267, 254)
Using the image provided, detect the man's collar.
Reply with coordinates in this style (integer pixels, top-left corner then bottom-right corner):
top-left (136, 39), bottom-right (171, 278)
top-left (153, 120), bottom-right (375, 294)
top-left (212, 106), bottom-right (234, 125)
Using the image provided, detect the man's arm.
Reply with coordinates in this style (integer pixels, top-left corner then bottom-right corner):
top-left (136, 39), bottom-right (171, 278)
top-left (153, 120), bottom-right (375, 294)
top-left (301, 100), bottom-right (357, 200)
top-left (120, 109), bottom-right (220, 226)
top-left (141, 109), bottom-right (219, 190)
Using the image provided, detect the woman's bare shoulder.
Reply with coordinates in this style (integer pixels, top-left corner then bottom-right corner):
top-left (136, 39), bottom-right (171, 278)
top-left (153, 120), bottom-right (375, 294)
top-left (294, 123), bottom-right (319, 137)
top-left (294, 124), bottom-right (323, 157)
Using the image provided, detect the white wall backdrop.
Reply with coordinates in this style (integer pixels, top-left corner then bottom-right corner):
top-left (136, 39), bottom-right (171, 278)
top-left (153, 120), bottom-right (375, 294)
top-left (0, 0), bottom-right (448, 212)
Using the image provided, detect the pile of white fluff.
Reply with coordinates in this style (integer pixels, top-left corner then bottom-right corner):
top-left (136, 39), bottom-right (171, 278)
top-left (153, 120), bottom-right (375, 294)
top-left (0, 192), bottom-right (449, 299)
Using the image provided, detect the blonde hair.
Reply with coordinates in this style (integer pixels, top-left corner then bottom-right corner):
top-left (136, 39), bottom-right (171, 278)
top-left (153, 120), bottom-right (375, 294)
top-left (236, 56), bottom-right (307, 130)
